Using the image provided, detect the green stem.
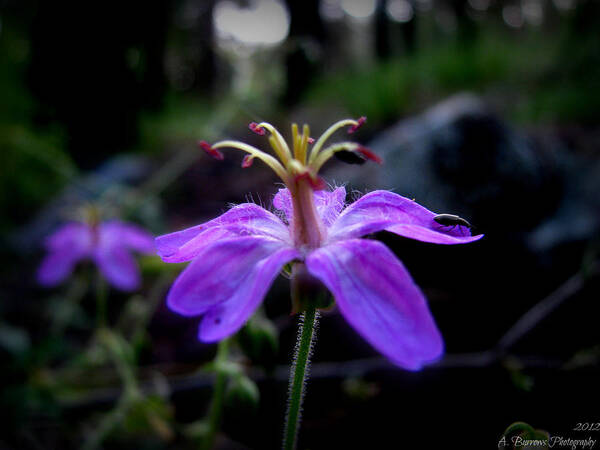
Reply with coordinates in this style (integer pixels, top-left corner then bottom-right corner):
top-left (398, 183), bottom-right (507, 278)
top-left (283, 306), bottom-right (318, 450)
top-left (95, 271), bottom-right (108, 329)
top-left (84, 329), bottom-right (140, 450)
top-left (203, 338), bottom-right (230, 450)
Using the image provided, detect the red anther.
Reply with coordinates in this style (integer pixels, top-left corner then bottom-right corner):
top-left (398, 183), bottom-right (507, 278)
top-left (356, 146), bottom-right (383, 164)
top-left (198, 140), bottom-right (224, 160)
top-left (241, 155), bottom-right (254, 168)
top-left (307, 137), bottom-right (315, 144)
top-left (348, 116), bottom-right (367, 134)
top-left (249, 122), bottom-right (266, 136)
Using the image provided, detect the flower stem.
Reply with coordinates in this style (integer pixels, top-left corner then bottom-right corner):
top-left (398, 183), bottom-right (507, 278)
top-left (203, 338), bottom-right (230, 450)
top-left (283, 305), bottom-right (319, 450)
top-left (95, 271), bottom-right (108, 329)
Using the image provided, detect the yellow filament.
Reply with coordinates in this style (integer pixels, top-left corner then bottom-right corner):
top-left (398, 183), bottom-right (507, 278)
top-left (212, 140), bottom-right (291, 184)
top-left (297, 124), bottom-right (310, 165)
top-left (268, 135), bottom-right (291, 169)
top-left (255, 122), bottom-right (293, 165)
top-left (308, 119), bottom-right (360, 166)
top-left (292, 123), bottom-right (299, 160)
top-left (289, 159), bottom-right (306, 172)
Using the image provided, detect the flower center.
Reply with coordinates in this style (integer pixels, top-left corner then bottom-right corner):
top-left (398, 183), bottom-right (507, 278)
top-left (83, 205), bottom-right (101, 246)
top-left (198, 117), bottom-right (381, 248)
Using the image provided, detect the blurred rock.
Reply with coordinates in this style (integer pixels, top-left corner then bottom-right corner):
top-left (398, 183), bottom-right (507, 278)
top-left (327, 93), bottom-right (600, 251)
top-left (527, 158), bottom-right (600, 253)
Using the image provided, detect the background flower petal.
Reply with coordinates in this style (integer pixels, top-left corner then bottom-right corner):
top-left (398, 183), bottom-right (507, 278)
top-left (44, 222), bottom-right (92, 250)
top-left (156, 203), bottom-right (290, 262)
top-left (37, 249), bottom-right (85, 286)
top-left (100, 221), bottom-right (155, 253)
top-left (306, 239), bottom-right (443, 370)
top-left (167, 236), bottom-right (298, 328)
top-left (328, 190), bottom-right (483, 244)
top-left (37, 222), bottom-right (93, 286)
top-left (94, 246), bottom-right (141, 291)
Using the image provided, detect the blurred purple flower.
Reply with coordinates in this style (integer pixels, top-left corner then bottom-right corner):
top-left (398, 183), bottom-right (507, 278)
top-left (157, 187), bottom-right (482, 370)
top-left (38, 220), bottom-right (155, 291)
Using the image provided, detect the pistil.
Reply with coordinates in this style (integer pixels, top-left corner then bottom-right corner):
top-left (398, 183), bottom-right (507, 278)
top-left (290, 176), bottom-right (325, 249)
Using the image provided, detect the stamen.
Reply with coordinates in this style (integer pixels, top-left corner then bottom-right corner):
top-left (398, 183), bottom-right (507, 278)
top-left (308, 117), bottom-right (366, 165)
top-left (254, 122), bottom-right (293, 164)
top-left (211, 140), bottom-right (291, 184)
top-left (348, 116), bottom-right (367, 134)
top-left (312, 142), bottom-right (381, 172)
top-left (307, 137), bottom-right (315, 144)
top-left (292, 123), bottom-right (301, 160)
top-left (198, 140), bottom-right (224, 160)
top-left (296, 124), bottom-right (310, 165)
top-left (241, 155), bottom-right (254, 168)
top-left (301, 124), bottom-right (310, 150)
top-left (356, 146), bottom-right (383, 164)
top-left (268, 135), bottom-right (291, 170)
top-left (249, 122), bottom-right (266, 136)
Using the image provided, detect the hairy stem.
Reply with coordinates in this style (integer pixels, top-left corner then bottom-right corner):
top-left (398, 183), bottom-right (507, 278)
top-left (283, 306), bottom-right (319, 450)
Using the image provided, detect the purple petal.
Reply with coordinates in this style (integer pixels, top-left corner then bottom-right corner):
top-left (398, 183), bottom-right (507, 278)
top-left (155, 223), bottom-right (205, 258)
top-left (273, 188), bottom-right (293, 222)
top-left (328, 190), bottom-right (483, 245)
top-left (44, 222), bottom-right (92, 250)
top-left (37, 223), bottom-right (93, 286)
top-left (156, 203), bottom-right (291, 263)
top-left (315, 186), bottom-right (346, 227)
top-left (94, 246), bottom-right (141, 291)
top-left (99, 221), bottom-right (155, 254)
top-left (273, 186), bottom-right (347, 226)
top-left (37, 249), bottom-right (85, 286)
top-left (166, 236), bottom-right (298, 339)
top-left (306, 239), bottom-right (443, 370)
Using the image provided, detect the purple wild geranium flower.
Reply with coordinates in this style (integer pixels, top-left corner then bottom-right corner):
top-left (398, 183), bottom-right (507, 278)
top-left (156, 119), bottom-right (483, 370)
top-left (38, 214), bottom-right (155, 292)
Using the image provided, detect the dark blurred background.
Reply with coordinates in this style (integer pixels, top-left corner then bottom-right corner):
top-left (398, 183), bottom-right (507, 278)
top-left (1, 0), bottom-right (599, 448)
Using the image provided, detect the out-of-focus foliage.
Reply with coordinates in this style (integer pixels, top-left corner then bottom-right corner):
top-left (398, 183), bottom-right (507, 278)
top-left (1, 0), bottom-right (599, 448)
top-left (0, 21), bottom-right (75, 233)
top-left (305, 28), bottom-right (599, 124)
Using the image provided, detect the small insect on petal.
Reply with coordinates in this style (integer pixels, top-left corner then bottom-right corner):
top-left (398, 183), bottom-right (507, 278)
top-left (249, 122), bottom-right (266, 136)
top-left (433, 214), bottom-right (471, 229)
top-left (198, 140), bottom-right (224, 160)
top-left (348, 116), bottom-right (367, 134)
top-left (241, 155), bottom-right (254, 168)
